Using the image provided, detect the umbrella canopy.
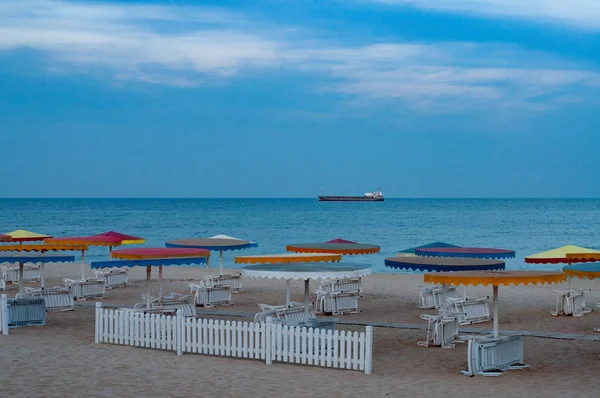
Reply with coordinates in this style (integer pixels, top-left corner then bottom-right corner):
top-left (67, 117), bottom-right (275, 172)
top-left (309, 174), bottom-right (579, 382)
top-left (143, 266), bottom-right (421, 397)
top-left (166, 235), bottom-right (258, 275)
top-left (385, 256), bottom-right (505, 272)
top-left (0, 243), bottom-right (88, 252)
top-left (525, 245), bottom-right (598, 264)
top-left (396, 241), bottom-right (460, 256)
top-left (563, 263), bottom-right (600, 279)
top-left (0, 234), bottom-right (11, 242)
top-left (564, 252), bottom-right (600, 264)
top-left (45, 235), bottom-right (123, 247)
top-left (415, 247), bottom-right (515, 260)
top-left (286, 239), bottom-right (380, 255)
top-left (235, 253), bottom-right (342, 265)
top-left (0, 252), bottom-right (76, 292)
top-left (112, 247), bottom-right (211, 260)
top-left (3, 230), bottom-right (52, 243)
top-left (92, 255), bottom-right (209, 310)
top-left (424, 270), bottom-right (566, 338)
top-left (93, 231), bottom-right (145, 245)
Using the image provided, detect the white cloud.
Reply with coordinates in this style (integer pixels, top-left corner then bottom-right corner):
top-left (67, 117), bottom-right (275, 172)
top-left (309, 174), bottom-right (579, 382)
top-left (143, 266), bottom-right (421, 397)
top-left (0, 0), bottom-right (598, 111)
top-left (372, 0), bottom-right (600, 29)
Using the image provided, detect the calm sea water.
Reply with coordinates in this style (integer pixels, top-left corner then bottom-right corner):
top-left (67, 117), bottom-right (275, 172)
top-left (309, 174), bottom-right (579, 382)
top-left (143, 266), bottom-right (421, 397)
top-left (0, 199), bottom-right (598, 272)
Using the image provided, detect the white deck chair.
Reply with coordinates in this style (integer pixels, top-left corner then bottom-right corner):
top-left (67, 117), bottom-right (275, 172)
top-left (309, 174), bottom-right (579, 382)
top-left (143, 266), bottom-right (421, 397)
top-left (275, 304), bottom-right (337, 331)
top-left (2, 265), bottom-right (41, 284)
top-left (254, 302), bottom-right (303, 323)
top-left (201, 273), bottom-right (243, 292)
top-left (315, 288), bottom-right (360, 315)
top-left (136, 293), bottom-right (197, 317)
top-left (551, 289), bottom-right (592, 317)
top-left (21, 286), bottom-right (74, 312)
top-left (446, 296), bottom-right (491, 325)
top-left (318, 277), bottom-right (362, 295)
top-left (417, 314), bottom-right (461, 348)
top-left (64, 278), bottom-right (106, 300)
top-left (92, 269), bottom-right (128, 289)
top-left (189, 283), bottom-right (233, 307)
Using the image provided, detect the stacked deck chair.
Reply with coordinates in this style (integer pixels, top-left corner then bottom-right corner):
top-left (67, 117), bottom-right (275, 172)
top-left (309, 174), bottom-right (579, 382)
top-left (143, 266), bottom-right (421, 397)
top-left (20, 286), bottom-right (75, 312)
top-left (135, 293), bottom-right (197, 317)
top-left (2, 264), bottom-right (41, 284)
top-left (92, 269), bottom-right (128, 289)
top-left (64, 277), bottom-right (106, 300)
top-left (315, 277), bottom-right (362, 315)
top-left (189, 281), bottom-right (233, 307)
top-left (200, 272), bottom-right (243, 292)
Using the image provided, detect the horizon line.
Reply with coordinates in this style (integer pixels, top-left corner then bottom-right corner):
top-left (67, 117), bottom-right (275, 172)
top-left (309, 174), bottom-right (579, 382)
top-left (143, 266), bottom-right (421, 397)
top-left (0, 197), bottom-right (599, 200)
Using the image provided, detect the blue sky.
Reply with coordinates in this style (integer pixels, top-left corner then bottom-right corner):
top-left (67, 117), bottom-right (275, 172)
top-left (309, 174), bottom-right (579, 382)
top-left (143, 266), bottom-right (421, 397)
top-left (1, 0), bottom-right (599, 198)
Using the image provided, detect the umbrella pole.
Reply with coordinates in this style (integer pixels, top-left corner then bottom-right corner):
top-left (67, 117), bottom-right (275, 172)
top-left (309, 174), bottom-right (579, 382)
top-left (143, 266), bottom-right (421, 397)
top-left (81, 250), bottom-right (85, 280)
top-left (146, 265), bottom-right (151, 310)
top-left (493, 285), bottom-right (499, 339)
top-left (19, 262), bottom-right (24, 295)
top-left (40, 263), bottom-right (45, 289)
top-left (441, 283), bottom-right (447, 317)
top-left (285, 280), bottom-right (291, 305)
top-left (304, 279), bottom-right (310, 319)
top-left (220, 250), bottom-right (223, 276)
top-left (159, 265), bottom-right (164, 298)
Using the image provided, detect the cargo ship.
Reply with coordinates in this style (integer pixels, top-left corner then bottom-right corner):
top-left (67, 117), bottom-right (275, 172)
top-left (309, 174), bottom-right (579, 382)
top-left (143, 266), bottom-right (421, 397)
top-left (318, 189), bottom-right (384, 202)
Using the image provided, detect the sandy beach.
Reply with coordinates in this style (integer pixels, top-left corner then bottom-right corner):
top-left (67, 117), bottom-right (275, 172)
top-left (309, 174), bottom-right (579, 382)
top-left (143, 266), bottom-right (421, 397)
top-left (1, 262), bottom-right (600, 398)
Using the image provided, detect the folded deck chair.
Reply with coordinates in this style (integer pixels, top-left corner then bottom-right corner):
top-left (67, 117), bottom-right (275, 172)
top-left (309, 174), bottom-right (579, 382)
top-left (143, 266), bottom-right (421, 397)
top-left (136, 293), bottom-right (197, 317)
top-left (417, 314), bottom-right (461, 348)
top-left (201, 273), bottom-right (243, 292)
top-left (189, 283), bottom-right (233, 307)
top-left (21, 286), bottom-right (74, 312)
top-left (318, 277), bottom-right (362, 296)
top-left (551, 289), bottom-right (592, 317)
top-left (254, 302), bottom-right (303, 323)
top-left (64, 278), bottom-right (106, 300)
top-left (2, 264), bottom-right (41, 284)
top-left (446, 296), bottom-right (490, 325)
top-left (315, 288), bottom-right (360, 315)
top-left (92, 269), bottom-right (128, 289)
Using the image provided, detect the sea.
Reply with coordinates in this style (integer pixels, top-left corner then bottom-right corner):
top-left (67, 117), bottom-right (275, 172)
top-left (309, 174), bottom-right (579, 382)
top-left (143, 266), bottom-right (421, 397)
top-left (1, 198), bottom-right (598, 272)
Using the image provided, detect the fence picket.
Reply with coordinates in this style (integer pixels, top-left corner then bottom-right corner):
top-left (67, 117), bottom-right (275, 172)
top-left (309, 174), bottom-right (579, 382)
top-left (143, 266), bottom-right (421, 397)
top-left (353, 331), bottom-right (359, 370)
top-left (339, 331), bottom-right (346, 369)
top-left (333, 330), bottom-right (339, 368)
top-left (320, 329), bottom-right (326, 367)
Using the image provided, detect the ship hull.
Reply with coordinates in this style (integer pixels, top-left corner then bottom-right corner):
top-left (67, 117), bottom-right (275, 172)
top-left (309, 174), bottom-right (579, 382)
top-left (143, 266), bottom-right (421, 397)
top-left (318, 196), bottom-right (384, 202)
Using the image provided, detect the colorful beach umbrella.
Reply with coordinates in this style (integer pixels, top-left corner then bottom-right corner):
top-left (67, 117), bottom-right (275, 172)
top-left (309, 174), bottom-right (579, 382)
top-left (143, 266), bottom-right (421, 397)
top-left (525, 245), bottom-right (599, 264)
top-left (92, 250), bottom-right (209, 310)
top-left (110, 247), bottom-right (211, 303)
top-left (242, 262), bottom-right (372, 318)
top-left (166, 235), bottom-right (258, 275)
top-left (3, 230), bottom-right (52, 243)
top-left (0, 235), bottom-right (11, 242)
top-left (396, 242), bottom-right (460, 257)
top-left (93, 231), bottom-right (145, 245)
top-left (565, 252), bottom-right (600, 264)
top-left (286, 239), bottom-right (380, 256)
top-left (424, 270), bottom-right (566, 338)
top-left (563, 262), bottom-right (600, 280)
top-left (0, 253), bottom-right (76, 292)
top-left (235, 252), bottom-right (343, 304)
top-left (415, 247), bottom-right (515, 260)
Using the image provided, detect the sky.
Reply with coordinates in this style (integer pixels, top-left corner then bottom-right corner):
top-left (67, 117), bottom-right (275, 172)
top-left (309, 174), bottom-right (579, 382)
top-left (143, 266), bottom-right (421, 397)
top-left (0, 0), bottom-right (599, 198)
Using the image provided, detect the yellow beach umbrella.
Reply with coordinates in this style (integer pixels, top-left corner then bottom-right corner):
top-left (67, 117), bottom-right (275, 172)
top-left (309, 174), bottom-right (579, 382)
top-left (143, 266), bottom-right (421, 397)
top-left (3, 230), bottom-right (53, 244)
top-left (525, 245), bottom-right (599, 264)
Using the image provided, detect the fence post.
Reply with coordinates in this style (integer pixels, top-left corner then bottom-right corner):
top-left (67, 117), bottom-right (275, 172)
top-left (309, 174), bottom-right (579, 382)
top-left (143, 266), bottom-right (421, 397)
top-left (265, 316), bottom-right (273, 365)
top-left (95, 302), bottom-right (102, 344)
top-left (176, 312), bottom-right (183, 356)
top-left (1, 294), bottom-right (8, 336)
top-left (364, 326), bottom-right (373, 375)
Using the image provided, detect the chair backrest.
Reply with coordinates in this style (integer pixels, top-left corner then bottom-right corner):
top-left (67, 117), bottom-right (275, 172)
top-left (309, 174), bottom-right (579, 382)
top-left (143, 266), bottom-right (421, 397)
top-left (276, 305), bottom-right (314, 322)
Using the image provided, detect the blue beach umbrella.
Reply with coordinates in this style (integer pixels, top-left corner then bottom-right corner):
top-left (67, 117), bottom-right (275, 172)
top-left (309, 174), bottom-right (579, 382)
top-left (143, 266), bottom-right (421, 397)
top-left (166, 235), bottom-right (258, 275)
top-left (0, 252), bottom-right (76, 293)
top-left (415, 247), bottom-right (516, 260)
top-left (396, 242), bottom-right (460, 257)
top-left (92, 255), bottom-right (209, 310)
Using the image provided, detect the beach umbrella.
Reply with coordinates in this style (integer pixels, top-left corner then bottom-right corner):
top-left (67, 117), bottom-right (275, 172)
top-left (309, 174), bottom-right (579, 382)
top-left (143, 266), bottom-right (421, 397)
top-left (286, 238), bottom-right (380, 256)
top-left (110, 247), bottom-right (211, 301)
top-left (424, 270), bottom-right (566, 338)
top-left (242, 262), bottom-right (372, 319)
top-left (235, 253), bottom-right (343, 304)
top-left (385, 256), bottom-right (506, 315)
top-left (3, 230), bottom-right (52, 244)
top-left (396, 241), bottom-right (460, 257)
top-left (0, 235), bottom-right (11, 242)
top-left (0, 253), bottom-right (75, 293)
top-left (92, 249), bottom-right (209, 310)
top-left (415, 247), bottom-right (515, 260)
top-left (525, 245), bottom-right (599, 264)
top-left (93, 231), bottom-right (145, 245)
top-left (45, 235), bottom-right (123, 279)
top-left (166, 235), bottom-right (258, 276)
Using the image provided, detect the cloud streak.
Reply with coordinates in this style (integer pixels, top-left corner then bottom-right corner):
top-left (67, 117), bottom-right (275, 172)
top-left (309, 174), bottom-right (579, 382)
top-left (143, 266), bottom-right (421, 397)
top-left (372, 0), bottom-right (600, 30)
top-left (0, 0), bottom-right (598, 111)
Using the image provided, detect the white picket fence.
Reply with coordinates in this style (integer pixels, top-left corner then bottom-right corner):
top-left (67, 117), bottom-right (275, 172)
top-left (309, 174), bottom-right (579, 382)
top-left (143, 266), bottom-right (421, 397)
top-left (95, 303), bottom-right (372, 373)
top-left (0, 294), bottom-right (8, 336)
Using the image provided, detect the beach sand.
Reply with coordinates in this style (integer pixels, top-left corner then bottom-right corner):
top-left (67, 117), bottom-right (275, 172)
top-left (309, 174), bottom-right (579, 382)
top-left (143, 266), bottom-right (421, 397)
top-left (1, 263), bottom-right (600, 397)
